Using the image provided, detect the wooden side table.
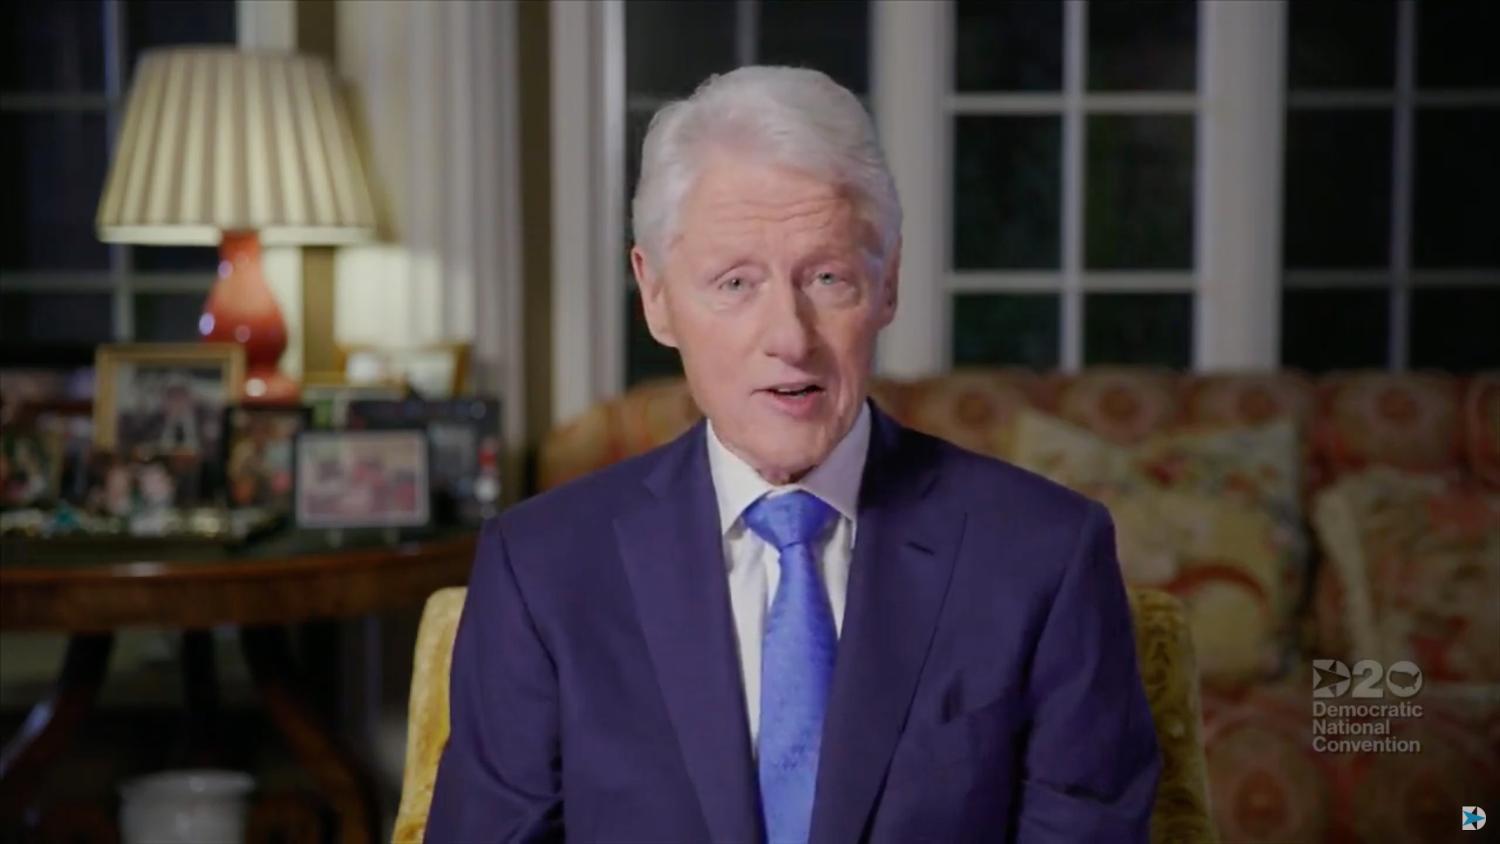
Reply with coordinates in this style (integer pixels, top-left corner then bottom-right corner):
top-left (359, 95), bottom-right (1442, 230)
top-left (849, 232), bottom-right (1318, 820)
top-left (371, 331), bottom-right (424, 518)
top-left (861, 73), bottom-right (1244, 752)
top-left (0, 528), bottom-right (478, 844)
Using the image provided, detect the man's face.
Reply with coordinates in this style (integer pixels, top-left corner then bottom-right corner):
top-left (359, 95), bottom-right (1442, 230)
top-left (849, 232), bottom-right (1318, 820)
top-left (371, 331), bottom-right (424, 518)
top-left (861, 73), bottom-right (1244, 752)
top-left (632, 153), bottom-right (898, 483)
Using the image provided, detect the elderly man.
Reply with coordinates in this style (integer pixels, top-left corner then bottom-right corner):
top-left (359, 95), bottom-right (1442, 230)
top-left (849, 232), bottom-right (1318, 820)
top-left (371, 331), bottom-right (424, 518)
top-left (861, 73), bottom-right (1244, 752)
top-left (427, 67), bottom-right (1159, 843)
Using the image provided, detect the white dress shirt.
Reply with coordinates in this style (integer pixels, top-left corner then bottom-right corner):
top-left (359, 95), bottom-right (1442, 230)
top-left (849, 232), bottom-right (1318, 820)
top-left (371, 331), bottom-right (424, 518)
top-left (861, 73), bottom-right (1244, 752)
top-left (705, 403), bottom-right (871, 750)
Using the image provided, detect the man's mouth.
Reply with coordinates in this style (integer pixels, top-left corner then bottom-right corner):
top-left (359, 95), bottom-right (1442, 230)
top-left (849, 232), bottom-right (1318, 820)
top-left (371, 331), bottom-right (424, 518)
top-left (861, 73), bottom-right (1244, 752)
top-left (764, 383), bottom-right (824, 398)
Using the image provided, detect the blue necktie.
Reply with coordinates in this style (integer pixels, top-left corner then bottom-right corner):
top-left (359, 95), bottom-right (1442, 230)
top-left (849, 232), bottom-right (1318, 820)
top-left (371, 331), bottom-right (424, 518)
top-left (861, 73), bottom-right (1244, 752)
top-left (743, 490), bottom-right (838, 844)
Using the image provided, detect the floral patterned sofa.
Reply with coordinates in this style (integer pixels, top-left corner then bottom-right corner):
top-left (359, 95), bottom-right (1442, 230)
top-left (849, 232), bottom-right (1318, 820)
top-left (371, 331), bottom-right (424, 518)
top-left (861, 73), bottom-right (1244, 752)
top-left (539, 369), bottom-right (1500, 844)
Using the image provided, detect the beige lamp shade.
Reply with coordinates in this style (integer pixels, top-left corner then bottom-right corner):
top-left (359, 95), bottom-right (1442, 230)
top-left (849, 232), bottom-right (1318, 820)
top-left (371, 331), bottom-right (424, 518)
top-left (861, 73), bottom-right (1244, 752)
top-left (96, 47), bottom-right (378, 245)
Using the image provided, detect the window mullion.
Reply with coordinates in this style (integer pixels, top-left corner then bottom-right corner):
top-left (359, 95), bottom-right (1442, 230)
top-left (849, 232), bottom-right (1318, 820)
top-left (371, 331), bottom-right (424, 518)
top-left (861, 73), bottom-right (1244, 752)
top-left (1060, 0), bottom-right (1085, 371)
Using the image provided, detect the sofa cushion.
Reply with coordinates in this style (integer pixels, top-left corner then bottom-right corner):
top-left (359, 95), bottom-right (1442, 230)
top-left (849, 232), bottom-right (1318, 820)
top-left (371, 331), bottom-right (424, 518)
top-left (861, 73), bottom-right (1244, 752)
top-left (1315, 372), bottom-right (1464, 480)
top-left (1047, 368), bottom-right (1182, 446)
top-left (900, 369), bottom-right (1041, 458)
top-left (1465, 372), bottom-right (1500, 489)
top-left (1011, 409), bottom-right (1306, 688)
top-left (1312, 467), bottom-right (1500, 683)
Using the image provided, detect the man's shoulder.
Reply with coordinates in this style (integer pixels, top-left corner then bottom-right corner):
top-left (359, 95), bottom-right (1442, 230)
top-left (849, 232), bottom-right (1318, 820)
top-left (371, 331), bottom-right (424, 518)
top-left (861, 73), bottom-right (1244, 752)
top-left (910, 426), bottom-right (1099, 528)
top-left (494, 434), bottom-right (685, 545)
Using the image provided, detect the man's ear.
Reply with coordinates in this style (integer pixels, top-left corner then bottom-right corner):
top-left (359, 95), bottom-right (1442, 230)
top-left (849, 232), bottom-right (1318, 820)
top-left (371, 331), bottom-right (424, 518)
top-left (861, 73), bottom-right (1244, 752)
top-left (875, 237), bottom-right (901, 328)
top-left (631, 245), bottom-right (678, 348)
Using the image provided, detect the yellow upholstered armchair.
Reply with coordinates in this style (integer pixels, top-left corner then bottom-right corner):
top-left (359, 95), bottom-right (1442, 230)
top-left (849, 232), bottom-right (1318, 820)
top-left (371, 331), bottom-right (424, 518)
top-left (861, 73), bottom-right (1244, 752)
top-left (392, 586), bottom-right (1213, 843)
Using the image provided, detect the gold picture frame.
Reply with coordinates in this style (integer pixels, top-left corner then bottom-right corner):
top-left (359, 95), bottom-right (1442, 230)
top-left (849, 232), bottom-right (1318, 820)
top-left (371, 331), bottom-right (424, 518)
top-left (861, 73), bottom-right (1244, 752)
top-left (93, 343), bottom-right (246, 454)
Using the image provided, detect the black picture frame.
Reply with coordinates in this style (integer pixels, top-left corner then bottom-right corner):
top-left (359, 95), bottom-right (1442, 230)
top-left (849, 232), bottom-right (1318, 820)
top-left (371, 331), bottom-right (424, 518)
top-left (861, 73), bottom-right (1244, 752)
top-left (293, 429), bottom-right (433, 531)
top-left (222, 404), bottom-right (312, 514)
top-left (344, 397), bottom-right (502, 525)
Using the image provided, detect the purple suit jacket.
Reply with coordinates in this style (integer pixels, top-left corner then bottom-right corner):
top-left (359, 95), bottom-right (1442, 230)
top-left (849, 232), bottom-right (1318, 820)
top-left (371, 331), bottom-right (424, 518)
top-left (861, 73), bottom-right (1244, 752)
top-left (426, 404), bottom-right (1159, 842)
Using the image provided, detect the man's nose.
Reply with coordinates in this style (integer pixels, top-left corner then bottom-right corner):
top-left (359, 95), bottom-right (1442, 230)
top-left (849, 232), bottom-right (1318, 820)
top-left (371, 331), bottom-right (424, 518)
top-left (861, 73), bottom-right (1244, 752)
top-left (758, 278), bottom-right (814, 363)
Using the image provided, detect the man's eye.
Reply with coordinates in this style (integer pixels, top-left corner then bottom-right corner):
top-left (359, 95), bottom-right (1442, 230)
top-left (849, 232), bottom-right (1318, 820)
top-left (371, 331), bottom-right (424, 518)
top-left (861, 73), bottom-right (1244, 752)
top-left (720, 276), bottom-right (746, 292)
top-left (815, 271), bottom-right (841, 286)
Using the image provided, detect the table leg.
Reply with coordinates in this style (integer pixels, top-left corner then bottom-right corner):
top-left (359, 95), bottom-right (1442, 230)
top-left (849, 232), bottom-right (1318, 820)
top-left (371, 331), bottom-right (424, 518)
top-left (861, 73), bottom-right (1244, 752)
top-left (0, 633), bottom-right (114, 821)
top-left (240, 627), bottom-right (377, 844)
top-left (179, 630), bottom-right (221, 768)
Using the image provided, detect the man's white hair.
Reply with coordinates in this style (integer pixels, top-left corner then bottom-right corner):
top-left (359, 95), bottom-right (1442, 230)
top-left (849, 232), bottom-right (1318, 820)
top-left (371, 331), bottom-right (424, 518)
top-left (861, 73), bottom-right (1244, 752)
top-left (632, 65), bottom-right (901, 271)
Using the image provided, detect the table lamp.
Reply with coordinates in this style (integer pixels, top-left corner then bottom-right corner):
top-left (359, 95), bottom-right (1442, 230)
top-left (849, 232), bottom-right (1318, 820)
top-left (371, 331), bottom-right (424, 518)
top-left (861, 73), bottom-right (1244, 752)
top-left (96, 48), bottom-right (378, 403)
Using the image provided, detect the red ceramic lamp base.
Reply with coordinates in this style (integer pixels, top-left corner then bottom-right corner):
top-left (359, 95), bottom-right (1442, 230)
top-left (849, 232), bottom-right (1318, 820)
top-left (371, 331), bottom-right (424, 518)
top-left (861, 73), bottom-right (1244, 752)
top-left (200, 231), bottom-right (299, 404)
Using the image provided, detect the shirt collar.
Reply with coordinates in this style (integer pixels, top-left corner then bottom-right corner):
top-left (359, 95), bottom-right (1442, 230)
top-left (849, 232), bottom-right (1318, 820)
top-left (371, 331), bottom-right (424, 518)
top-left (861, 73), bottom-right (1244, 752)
top-left (706, 401), bottom-right (871, 537)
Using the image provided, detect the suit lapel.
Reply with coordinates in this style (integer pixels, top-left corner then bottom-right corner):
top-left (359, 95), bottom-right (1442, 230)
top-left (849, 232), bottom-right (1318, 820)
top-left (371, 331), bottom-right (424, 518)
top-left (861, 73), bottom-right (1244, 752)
top-left (616, 422), bottom-right (764, 843)
top-left (810, 407), bottom-right (967, 844)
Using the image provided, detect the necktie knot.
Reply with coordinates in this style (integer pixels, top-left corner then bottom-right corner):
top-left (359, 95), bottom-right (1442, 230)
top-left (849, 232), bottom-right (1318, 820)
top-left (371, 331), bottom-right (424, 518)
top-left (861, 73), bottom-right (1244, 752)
top-left (742, 490), bottom-right (836, 553)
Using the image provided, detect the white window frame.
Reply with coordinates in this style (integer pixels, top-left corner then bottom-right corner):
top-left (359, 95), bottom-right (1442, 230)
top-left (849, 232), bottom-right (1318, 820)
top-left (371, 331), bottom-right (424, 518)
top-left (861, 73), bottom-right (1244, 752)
top-left (1281, 0), bottom-right (1500, 370)
top-left (550, 0), bottom-right (1290, 420)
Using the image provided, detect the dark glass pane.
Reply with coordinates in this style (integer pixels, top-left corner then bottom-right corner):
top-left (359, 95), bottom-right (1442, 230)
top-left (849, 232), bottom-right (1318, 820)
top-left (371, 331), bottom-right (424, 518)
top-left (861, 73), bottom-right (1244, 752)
top-left (953, 116), bottom-right (1062, 270)
top-left (760, 0), bottom-right (869, 96)
top-left (2, 2), bottom-right (105, 93)
top-left (952, 293), bottom-right (1060, 368)
top-left (1, 112), bottom-right (110, 271)
top-left (0, 293), bottom-right (113, 344)
top-left (955, 0), bottom-right (1062, 92)
top-left (124, 0), bottom-right (235, 81)
top-left (134, 293), bottom-right (205, 342)
top-left (1287, 0), bottom-right (1396, 90)
top-left (1283, 109), bottom-right (1392, 268)
top-left (1418, 0), bottom-right (1500, 88)
top-left (1413, 108), bottom-right (1500, 268)
top-left (1280, 287), bottom-right (1389, 371)
top-left (625, 287), bottom-right (684, 387)
top-left (1410, 287), bottom-right (1500, 372)
top-left (134, 246), bottom-right (220, 273)
top-left (1085, 115), bottom-right (1194, 269)
top-left (626, 0), bottom-right (737, 98)
top-left (1087, 0), bottom-right (1197, 91)
top-left (1084, 292), bottom-right (1192, 367)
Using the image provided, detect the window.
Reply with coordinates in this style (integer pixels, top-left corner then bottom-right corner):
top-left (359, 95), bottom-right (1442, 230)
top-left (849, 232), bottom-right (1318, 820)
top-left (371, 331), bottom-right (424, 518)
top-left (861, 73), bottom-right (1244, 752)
top-left (1281, 0), bottom-right (1499, 373)
top-left (950, 0), bottom-right (1199, 370)
top-left (620, 0), bottom-right (871, 387)
top-left (1, 1), bottom-right (235, 362)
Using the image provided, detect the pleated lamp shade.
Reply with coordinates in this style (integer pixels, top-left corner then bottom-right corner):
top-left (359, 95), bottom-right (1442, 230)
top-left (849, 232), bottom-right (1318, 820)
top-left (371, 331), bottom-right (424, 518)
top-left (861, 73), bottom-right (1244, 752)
top-left (96, 47), bottom-right (377, 245)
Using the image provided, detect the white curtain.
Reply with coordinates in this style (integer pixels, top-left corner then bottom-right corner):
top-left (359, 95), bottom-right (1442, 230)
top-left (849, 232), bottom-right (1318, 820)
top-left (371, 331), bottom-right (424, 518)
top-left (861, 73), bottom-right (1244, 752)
top-left (333, 0), bottom-right (522, 407)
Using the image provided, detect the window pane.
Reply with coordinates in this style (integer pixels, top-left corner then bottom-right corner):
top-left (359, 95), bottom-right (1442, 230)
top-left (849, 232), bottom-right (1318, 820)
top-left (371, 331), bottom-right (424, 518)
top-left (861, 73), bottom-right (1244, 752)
top-left (133, 246), bottom-right (220, 273)
top-left (955, 0), bottom-right (1062, 92)
top-left (1084, 293), bottom-right (1192, 367)
top-left (1418, 0), bottom-right (1500, 89)
top-left (1283, 109), bottom-right (1392, 268)
top-left (124, 0), bottom-right (235, 80)
top-left (2, 2), bottom-right (105, 93)
top-left (1085, 115), bottom-right (1194, 270)
top-left (1413, 108), bottom-right (1500, 268)
top-left (1, 112), bottom-right (110, 271)
top-left (1087, 0), bottom-right (1197, 92)
top-left (1280, 288), bottom-right (1389, 371)
top-left (953, 116), bottom-right (1061, 270)
top-left (134, 293), bottom-right (204, 343)
top-left (1287, 0), bottom-right (1396, 90)
top-left (625, 287), bottom-right (683, 387)
top-left (952, 293), bottom-right (1060, 368)
top-left (1410, 287), bottom-right (1500, 372)
top-left (760, 0), bottom-right (869, 96)
top-left (0, 292), bottom-right (113, 344)
top-left (626, 0), bottom-right (737, 99)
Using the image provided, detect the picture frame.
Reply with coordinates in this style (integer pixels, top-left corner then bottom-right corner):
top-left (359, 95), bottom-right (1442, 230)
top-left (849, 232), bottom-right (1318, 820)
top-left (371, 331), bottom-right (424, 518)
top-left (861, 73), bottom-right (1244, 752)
top-left (345, 397), bottom-right (502, 524)
top-left (223, 405), bottom-right (312, 513)
top-left (299, 377), bottom-right (408, 429)
top-left (25, 401), bottom-right (95, 507)
top-left (1, 427), bottom-right (63, 509)
top-left (294, 429), bottom-right (431, 530)
top-left (336, 342), bottom-right (471, 399)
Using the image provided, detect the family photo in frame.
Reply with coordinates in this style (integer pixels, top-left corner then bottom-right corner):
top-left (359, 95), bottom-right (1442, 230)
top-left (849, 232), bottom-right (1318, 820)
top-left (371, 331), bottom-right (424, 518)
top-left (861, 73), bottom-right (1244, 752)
top-left (93, 343), bottom-right (245, 510)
